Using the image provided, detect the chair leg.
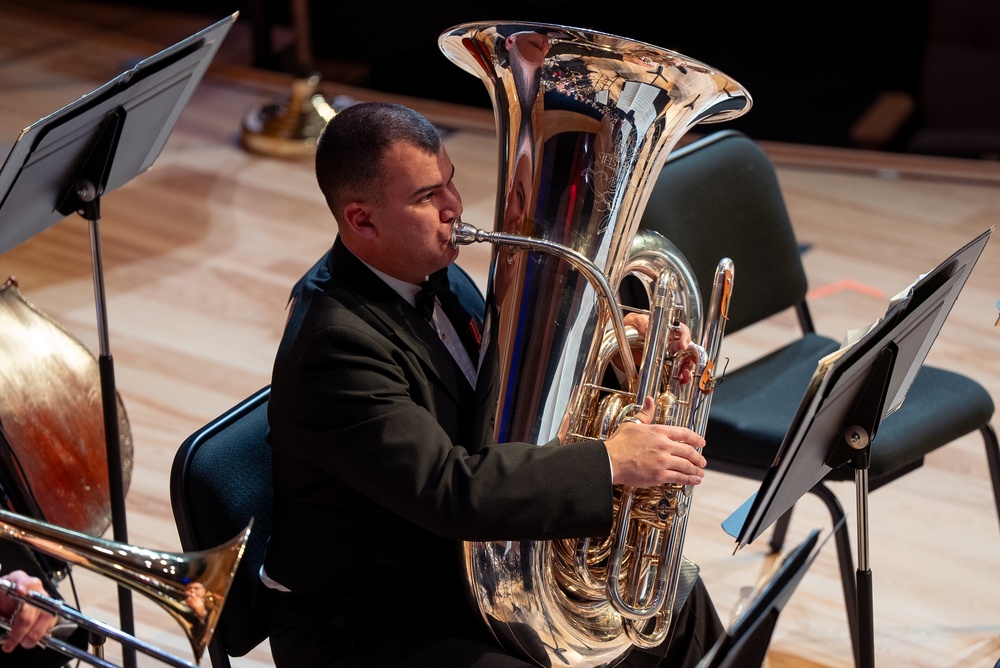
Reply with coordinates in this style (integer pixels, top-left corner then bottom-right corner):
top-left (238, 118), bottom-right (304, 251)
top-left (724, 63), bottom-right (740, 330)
top-left (981, 423), bottom-right (1000, 534)
top-left (810, 482), bottom-right (861, 668)
top-left (208, 636), bottom-right (232, 668)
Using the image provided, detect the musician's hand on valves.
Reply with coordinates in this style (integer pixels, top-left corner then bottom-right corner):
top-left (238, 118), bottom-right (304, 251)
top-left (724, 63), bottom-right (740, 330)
top-left (0, 570), bottom-right (57, 653)
top-left (622, 313), bottom-right (695, 385)
top-left (605, 396), bottom-right (707, 488)
top-left (668, 320), bottom-right (695, 385)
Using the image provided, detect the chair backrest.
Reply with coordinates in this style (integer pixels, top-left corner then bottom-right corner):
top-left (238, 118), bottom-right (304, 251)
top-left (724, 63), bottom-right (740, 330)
top-left (636, 130), bottom-right (809, 336)
top-left (170, 386), bottom-right (273, 665)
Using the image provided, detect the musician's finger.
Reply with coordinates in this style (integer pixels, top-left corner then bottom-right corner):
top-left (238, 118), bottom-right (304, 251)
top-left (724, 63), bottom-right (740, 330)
top-left (2, 601), bottom-right (29, 653)
top-left (20, 613), bottom-right (51, 650)
top-left (622, 311), bottom-right (649, 337)
top-left (1, 575), bottom-right (55, 652)
top-left (628, 396), bottom-right (657, 425)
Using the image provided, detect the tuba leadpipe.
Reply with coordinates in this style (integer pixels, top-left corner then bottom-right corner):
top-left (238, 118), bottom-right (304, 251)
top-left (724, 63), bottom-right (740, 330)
top-left (0, 507), bottom-right (249, 666)
top-left (451, 219), bottom-right (639, 383)
top-left (440, 21), bottom-right (748, 667)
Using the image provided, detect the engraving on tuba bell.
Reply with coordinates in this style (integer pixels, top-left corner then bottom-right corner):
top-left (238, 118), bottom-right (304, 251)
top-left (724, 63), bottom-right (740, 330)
top-left (440, 22), bottom-right (750, 667)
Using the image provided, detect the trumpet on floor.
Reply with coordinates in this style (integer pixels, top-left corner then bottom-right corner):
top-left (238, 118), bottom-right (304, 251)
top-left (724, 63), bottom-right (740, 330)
top-left (0, 507), bottom-right (249, 667)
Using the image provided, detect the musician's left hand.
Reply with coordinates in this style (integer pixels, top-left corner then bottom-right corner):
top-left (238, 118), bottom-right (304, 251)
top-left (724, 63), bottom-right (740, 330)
top-left (623, 312), bottom-right (694, 384)
top-left (0, 570), bottom-right (57, 653)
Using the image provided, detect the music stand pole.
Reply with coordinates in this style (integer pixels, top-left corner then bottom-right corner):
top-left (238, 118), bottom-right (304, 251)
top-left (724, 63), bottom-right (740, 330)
top-left (833, 345), bottom-right (895, 668)
top-left (59, 110), bottom-right (136, 668)
top-left (855, 466), bottom-right (874, 668)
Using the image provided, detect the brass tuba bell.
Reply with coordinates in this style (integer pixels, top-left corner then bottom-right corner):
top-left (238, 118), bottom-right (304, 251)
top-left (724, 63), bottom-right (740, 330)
top-left (440, 21), bottom-right (749, 667)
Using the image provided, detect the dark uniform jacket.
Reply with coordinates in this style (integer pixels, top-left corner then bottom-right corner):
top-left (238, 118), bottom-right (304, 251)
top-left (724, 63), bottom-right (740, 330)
top-left (264, 236), bottom-right (614, 640)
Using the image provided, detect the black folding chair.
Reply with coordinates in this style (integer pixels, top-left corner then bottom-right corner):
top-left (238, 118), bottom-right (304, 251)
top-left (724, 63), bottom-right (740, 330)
top-left (170, 386), bottom-right (273, 668)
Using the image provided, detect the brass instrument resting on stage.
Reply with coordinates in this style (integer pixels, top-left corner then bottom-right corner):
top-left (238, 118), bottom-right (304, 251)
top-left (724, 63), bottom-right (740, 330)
top-left (0, 508), bottom-right (249, 667)
top-left (0, 276), bottom-right (133, 544)
top-left (241, 73), bottom-right (337, 158)
top-left (440, 22), bottom-right (749, 666)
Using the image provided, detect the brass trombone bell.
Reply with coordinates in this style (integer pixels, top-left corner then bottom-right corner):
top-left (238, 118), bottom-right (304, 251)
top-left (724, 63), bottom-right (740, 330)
top-left (0, 507), bottom-right (250, 665)
top-left (241, 73), bottom-right (336, 158)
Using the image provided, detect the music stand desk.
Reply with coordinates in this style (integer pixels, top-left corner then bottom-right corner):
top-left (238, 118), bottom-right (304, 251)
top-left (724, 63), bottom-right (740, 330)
top-left (697, 528), bottom-right (828, 668)
top-left (725, 227), bottom-right (992, 668)
top-left (0, 12), bottom-right (237, 253)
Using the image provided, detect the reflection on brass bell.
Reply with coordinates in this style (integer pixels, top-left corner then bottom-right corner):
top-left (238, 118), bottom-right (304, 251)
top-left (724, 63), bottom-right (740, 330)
top-left (241, 73), bottom-right (336, 158)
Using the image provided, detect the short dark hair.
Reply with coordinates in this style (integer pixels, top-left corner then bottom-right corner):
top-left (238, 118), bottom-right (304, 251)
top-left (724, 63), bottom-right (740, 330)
top-left (315, 102), bottom-right (442, 219)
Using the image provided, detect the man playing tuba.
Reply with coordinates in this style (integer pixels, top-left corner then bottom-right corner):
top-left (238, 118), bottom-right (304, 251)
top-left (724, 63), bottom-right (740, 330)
top-left (261, 101), bottom-right (725, 667)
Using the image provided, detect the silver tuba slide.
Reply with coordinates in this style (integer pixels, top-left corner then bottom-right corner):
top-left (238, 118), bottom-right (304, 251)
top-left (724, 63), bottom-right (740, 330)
top-left (439, 22), bottom-right (750, 667)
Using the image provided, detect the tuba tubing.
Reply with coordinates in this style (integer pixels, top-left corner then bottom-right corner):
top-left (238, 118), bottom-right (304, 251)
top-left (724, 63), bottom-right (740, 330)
top-left (623, 257), bottom-right (733, 648)
top-left (451, 219), bottom-right (638, 384)
top-left (441, 20), bottom-right (749, 667)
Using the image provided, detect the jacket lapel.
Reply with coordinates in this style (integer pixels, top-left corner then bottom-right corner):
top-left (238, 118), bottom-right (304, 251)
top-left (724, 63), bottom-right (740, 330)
top-left (326, 239), bottom-right (475, 400)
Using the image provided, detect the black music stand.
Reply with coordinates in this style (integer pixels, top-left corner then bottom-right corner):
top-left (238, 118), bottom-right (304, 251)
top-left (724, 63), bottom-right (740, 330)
top-left (696, 526), bottom-right (833, 668)
top-left (721, 227), bottom-right (992, 668)
top-left (0, 13), bottom-right (237, 666)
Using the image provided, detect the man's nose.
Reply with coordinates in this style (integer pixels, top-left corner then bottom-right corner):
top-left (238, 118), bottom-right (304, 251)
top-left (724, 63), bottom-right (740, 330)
top-left (442, 192), bottom-right (463, 221)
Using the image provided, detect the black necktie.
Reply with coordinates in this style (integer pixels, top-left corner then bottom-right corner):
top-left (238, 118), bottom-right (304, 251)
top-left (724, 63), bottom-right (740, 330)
top-left (416, 268), bottom-right (449, 321)
top-left (417, 268), bottom-right (481, 362)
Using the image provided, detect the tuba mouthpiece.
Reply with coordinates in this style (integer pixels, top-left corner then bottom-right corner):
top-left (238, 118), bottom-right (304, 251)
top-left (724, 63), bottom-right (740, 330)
top-left (449, 219), bottom-right (483, 247)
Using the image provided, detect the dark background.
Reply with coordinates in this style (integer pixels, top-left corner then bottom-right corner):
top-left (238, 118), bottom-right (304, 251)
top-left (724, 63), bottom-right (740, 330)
top-left (125, 0), bottom-right (1000, 160)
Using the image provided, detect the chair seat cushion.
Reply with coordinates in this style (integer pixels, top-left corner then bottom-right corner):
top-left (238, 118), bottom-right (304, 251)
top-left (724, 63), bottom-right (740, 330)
top-left (705, 333), bottom-right (842, 470)
top-left (705, 333), bottom-right (994, 482)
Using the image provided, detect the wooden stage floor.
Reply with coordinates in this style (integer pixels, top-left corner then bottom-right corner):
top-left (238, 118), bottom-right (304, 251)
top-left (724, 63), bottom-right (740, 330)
top-left (1, 2), bottom-right (999, 666)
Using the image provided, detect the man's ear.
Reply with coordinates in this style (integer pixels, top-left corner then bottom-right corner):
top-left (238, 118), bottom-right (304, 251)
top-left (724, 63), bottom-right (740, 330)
top-left (343, 202), bottom-right (376, 238)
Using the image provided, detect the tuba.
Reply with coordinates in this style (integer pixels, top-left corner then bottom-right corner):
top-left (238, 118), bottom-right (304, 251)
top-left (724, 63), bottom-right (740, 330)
top-left (439, 22), bottom-right (750, 666)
